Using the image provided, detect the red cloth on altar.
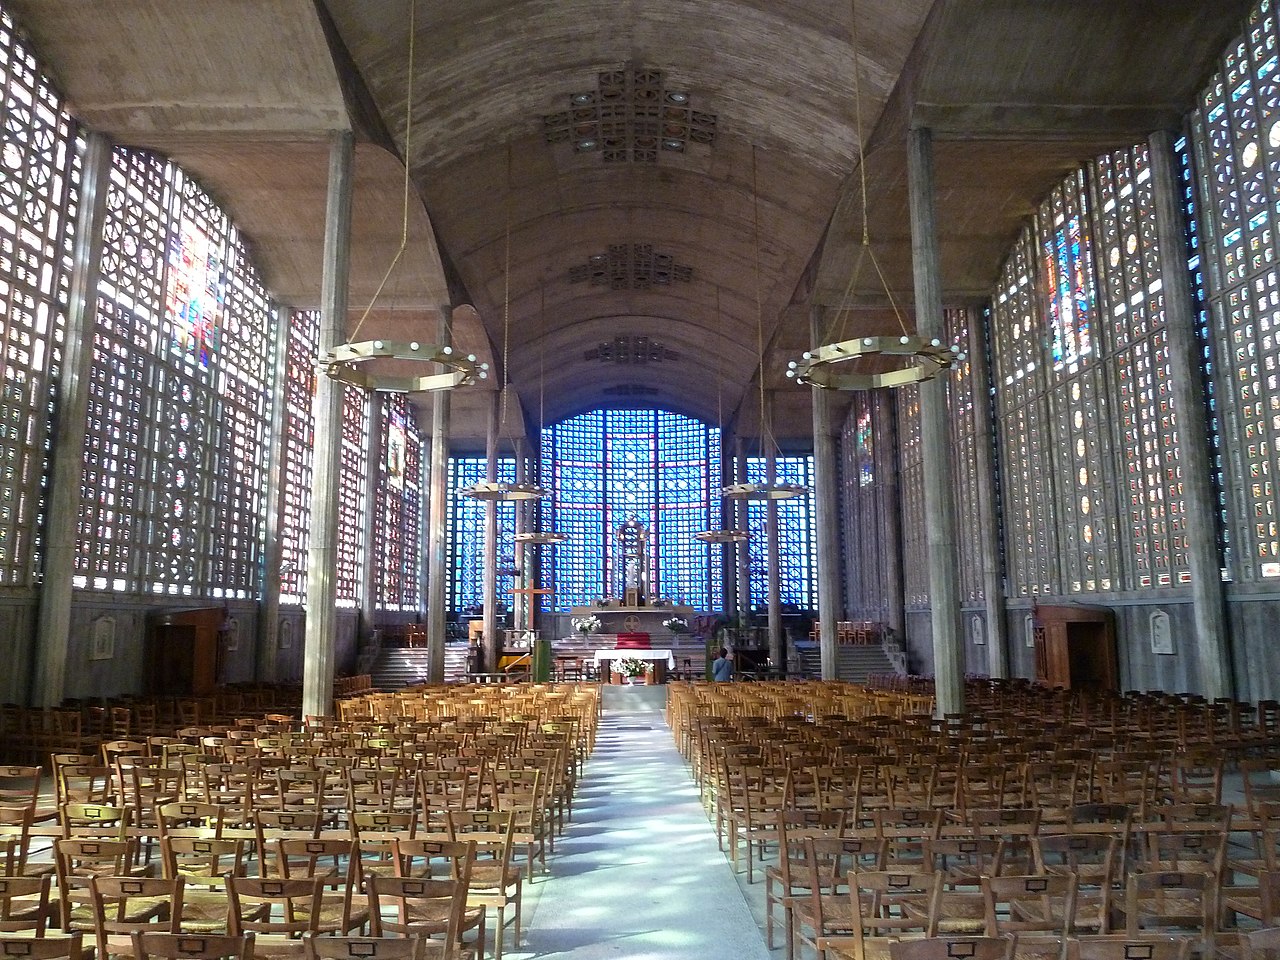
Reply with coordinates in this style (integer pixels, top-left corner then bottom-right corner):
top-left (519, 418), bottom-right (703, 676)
top-left (614, 633), bottom-right (651, 649)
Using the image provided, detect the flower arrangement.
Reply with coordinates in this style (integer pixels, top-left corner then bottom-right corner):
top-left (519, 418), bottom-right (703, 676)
top-left (617, 656), bottom-right (651, 679)
top-left (662, 616), bottom-right (690, 633)
top-left (572, 615), bottom-right (602, 635)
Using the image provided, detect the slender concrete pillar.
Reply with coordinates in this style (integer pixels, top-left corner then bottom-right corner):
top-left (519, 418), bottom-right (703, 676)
top-left (1150, 129), bottom-right (1234, 699)
top-left (883, 393), bottom-right (906, 641)
top-left (735, 438), bottom-right (751, 626)
top-left (512, 438), bottom-right (528, 633)
top-left (33, 131), bottom-right (112, 708)
top-left (967, 307), bottom-right (1009, 678)
top-left (360, 392), bottom-right (383, 638)
top-left (765, 416), bottom-right (784, 671)
top-left (482, 392), bottom-right (500, 672)
top-left (426, 306), bottom-right (452, 682)
top-left (720, 438), bottom-right (738, 616)
top-left (257, 304), bottom-right (292, 684)
top-left (811, 306), bottom-right (842, 680)
top-left (908, 127), bottom-right (966, 717)
top-left (302, 130), bottom-right (354, 720)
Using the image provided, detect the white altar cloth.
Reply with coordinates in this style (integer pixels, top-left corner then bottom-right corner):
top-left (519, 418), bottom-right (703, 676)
top-left (593, 648), bottom-right (676, 668)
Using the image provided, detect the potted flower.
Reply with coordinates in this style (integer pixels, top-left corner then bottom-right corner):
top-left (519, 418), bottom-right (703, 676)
top-left (662, 616), bottom-right (689, 634)
top-left (617, 656), bottom-right (651, 684)
top-left (571, 614), bottom-right (602, 636)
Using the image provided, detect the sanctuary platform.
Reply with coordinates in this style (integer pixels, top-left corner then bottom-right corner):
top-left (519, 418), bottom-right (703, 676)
top-left (569, 604), bottom-right (695, 635)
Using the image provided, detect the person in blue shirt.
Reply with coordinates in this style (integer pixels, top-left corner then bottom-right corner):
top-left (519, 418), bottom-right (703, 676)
top-left (712, 647), bottom-right (733, 682)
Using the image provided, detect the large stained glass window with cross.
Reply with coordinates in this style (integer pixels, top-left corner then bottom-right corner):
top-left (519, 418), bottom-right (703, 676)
top-left (0, 8), bottom-right (80, 586)
top-left (539, 408), bottom-right (724, 611)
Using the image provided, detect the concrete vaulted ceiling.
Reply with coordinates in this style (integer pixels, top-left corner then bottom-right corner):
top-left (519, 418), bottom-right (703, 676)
top-left (4, 0), bottom-right (1254, 445)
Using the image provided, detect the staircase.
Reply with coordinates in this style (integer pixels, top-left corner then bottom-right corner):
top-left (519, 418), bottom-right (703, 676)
top-left (791, 640), bottom-right (900, 682)
top-left (369, 644), bottom-right (470, 690)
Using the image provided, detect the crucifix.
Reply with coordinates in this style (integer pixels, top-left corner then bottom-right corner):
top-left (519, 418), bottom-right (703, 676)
top-left (510, 582), bottom-right (553, 633)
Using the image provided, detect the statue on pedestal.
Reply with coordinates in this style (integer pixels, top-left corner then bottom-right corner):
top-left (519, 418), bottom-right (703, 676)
top-left (616, 514), bottom-right (649, 606)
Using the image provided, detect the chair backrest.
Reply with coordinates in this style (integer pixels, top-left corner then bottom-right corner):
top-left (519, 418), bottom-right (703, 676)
top-left (132, 932), bottom-right (254, 960)
top-left (848, 868), bottom-right (944, 955)
top-left (226, 876), bottom-right (322, 938)
top-left (1121, 869), bottom-right (1215, 943)
top-left (391, 838), bottom-right (472, 881)
top-left (89, 876), bottom-right (183, 958)
top-left (365, 852), bottom-right (474, 944)
top-left (303, 935), bottom-right (424, 960)
top-left (160, 836), bottom-right (249, 892)
top-left (0, 874), bottom-right (51, 934)
top-left (890, 937), bottom-right (1014, 960)
top-left (982, 873), bottom-right (1078, 938)
top-left (1066, 936), bottom-right (1191, 960)
top-left (0, 932), bottom-right (84, 960)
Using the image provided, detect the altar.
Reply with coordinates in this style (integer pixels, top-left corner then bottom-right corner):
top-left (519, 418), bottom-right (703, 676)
top-left (593, 648), bottom-right (676, 684)
top-left (570, 605), bottom-right (696, 636)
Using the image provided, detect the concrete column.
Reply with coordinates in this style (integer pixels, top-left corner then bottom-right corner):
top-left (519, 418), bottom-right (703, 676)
top-left (883, 393), bottom-right (906, 640)
top-left (908, 127), bottom-right (966, 717)
top-left (735, 438), bottom-right (751, 626)
top-left (720, 437), bottom-right (738, 616)
top-left (302, 130), bottom-right (354, 720)
top-left (257, 304), bottom-right (292, 684)
top-left (33, 131), bottom-right (112, 708)
top-left (426, 307), bottom-right (452, 682)
top-left (966, 307), bottom-right (1009, 678)
top-left (1150, 129), bottom-right (1234, 699)
top-left (811, 306), bottom-right (842, 680)
top-left (513, 438), bottom-right (528, 633)
top-left (482, 392), bottom-right (500, 672)
top-left (765, 421), bottom-right (784, 672)
top-left (360, 392), bottom-right (383, 637)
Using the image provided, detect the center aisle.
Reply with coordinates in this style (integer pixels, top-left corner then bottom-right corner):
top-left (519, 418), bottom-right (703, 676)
top-left (514, 684), bottom-right (771, 960)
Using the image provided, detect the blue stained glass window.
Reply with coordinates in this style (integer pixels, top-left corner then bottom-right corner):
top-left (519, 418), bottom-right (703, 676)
top-left (745, 456), bottom-right (817, 610)
top-left (447, 457), bottom-right (517, 615)
top-left (1044, 199), bottom-right (1096, 369)
top-left (540, 407), bottom-right (724, 610)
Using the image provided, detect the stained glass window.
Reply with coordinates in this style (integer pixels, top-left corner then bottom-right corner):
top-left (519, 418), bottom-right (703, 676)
top-left (897, 386), bottom-right (928, 609)
top-left (279, 309), bottom-right (318, 604)
top-left (991, 231), bottom-right (1059, 596)
top-left (375, 392), bottom-right (422, 612)
top-left (447, 457), bottom-right (516, 615)
top-left (1188, 1), bottom-right (1280, 581)
top-left (945, 308), bottom-right (985, 603)
top-left (335, 386), bottom-right (367, 607)
top-left (0, 8), bottom-right (80, 586)
top-left (540, 408), bottom-right (724, 610)
top-left (838, 392), bottom-right (889, 619)
top-left (82, 148), bottom-right (272, 598)
top-left (1091, 143), bottom-right (1190, 589)
top-left (744, 455), bottom-right (816, 611)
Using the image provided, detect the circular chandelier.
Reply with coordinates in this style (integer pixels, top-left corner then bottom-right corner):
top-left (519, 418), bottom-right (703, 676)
top-left (515, 531), bottom-right (568, 545)
top-left (786, 335), bottom-right (962, 391)
top-left (322, 340), bottom-right (487, 392)
top-left (722, 482), bottom-right (807, 501)
top-left (694, 529), bottom-right (750, 543)
top-left (460, 480), bottom-right (548, 502)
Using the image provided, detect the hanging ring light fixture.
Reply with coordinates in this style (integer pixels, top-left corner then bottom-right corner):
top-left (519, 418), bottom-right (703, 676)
top-left (786, 0), bottom-right (963, 392)
top-left (321, 0), bottom-right (486, 393)
top-left (461, 145), bottom-right (549, 503)
top-left (721, 146), bottom-right (808, 502)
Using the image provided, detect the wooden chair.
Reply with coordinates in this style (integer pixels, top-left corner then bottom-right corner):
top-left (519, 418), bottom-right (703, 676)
top-left (0, 875), bottom-right (53, 934)
top-left (301, 935), bottom-right (426, 960)
top-left (132, 932), bottom-right (255, 960)
top-left (1065, 938), bottom-right (1190, 960)
top-left (766, 810), bottom-right (847, 960)
top-left (160, 836), bottom-right (250, 935)
top-left (88, 875), bottom-right (181, 959)
top-left (0, 933), bottom-right (85, 960)
top-left (1031, 835), bottom-right (1118, 934)
top-left (982, 873), bottom-right (1079, 960)
top-left (1242, 927), bottom-right (1280, 960)
top-left (815, 869), bottom-right (943, 960)
top-left (53, 837), bottom-right (140, 931)
top-left (226, 877), bottom-right (323, 958)
top-left (1115, 870), bottom-right (1216, 957)
top-left (274, 838), bottom-right (369, 936)
top-left (365, 864), bottom-right (479, 960)
top-left (445, 810), bottom-right (521, 960)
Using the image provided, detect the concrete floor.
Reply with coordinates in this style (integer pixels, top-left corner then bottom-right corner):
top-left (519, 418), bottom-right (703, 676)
top-left (509, 683), bottom-right (772, 959)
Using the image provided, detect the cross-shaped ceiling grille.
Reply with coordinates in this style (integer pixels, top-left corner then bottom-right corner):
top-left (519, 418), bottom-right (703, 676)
top-left (585, 336), bottom-right (679, 365)
top-left (568, 243), bottom-right (693, 289)
top-left (542, 67), bottom-right (717, 162)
